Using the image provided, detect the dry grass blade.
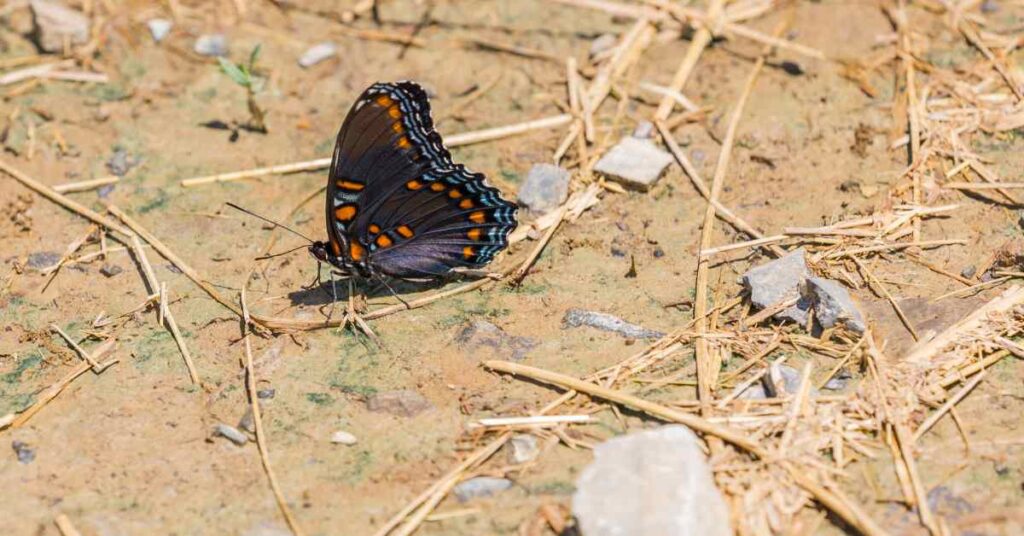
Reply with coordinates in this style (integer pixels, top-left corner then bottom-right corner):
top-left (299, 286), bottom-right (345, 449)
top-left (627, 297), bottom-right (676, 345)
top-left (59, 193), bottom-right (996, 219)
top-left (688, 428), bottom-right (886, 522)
top-left (913, 370), bottom-right (987, 443)
top-left (54, 514), bottom-right (82, 536)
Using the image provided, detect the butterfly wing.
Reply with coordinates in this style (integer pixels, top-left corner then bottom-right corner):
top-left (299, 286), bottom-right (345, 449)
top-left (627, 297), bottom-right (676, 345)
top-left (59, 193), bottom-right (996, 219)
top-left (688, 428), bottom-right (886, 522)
top-left (327, 81), bottom-right (517, 279)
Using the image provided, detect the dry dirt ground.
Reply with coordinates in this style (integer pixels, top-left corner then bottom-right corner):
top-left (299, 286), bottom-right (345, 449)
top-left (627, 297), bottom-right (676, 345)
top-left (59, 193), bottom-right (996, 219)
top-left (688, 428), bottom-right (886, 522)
top-left (1, 1), bottom-right (1023, 535)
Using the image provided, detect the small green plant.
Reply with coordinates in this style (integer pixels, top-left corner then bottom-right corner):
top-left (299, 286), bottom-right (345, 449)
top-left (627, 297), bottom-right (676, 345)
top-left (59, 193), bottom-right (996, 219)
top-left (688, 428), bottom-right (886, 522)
top-left (217, 44), bottom-right (268, 133)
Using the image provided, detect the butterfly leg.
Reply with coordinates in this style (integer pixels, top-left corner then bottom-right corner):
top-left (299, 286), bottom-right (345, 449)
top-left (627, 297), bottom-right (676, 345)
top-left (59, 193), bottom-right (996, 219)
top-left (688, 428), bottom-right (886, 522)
top-left (373, 272), bottom-right (410, 309)
top-left (340, 278), bottom-right (380, 345)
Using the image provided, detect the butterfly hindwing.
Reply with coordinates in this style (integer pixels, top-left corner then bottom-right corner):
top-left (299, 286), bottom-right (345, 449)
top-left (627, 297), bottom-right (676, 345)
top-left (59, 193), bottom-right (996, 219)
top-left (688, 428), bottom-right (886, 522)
top-left (326, 81), bottom-right (517, 279)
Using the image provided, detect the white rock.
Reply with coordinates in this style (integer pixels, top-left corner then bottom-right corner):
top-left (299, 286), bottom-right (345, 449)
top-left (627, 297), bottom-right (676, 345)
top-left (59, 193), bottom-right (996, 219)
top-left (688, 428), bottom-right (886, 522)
top-left (453, 476), bottom-right (513, 502)
top-left (330, 430), bottom-right (358, 445)
top-left (30, 0), bottom-right (89, 53)
top-left (298, 42), bottom-right (337, 68)
top-left (573, 425), bottom-right (732, 536)
top-left (194, 34), bottom-right (228, 57)
top-left (506, 434), bottom-right (539, 464)
top-left (593, 137), bottom-right (674, 191)
top-left (146, 19), bottom-right (172, 43)
top-left (214, 423), bottom-right (248, 446)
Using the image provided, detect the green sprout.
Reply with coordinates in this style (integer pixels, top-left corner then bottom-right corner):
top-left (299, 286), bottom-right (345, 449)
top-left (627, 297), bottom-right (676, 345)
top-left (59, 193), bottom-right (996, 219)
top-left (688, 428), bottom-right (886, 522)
top-left (217, 44), bottom-right (268, 133)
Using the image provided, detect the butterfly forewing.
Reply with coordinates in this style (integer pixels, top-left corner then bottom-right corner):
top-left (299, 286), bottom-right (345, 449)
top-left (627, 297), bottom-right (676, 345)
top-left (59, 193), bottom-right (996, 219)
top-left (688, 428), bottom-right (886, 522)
top-left (325, 81), bottom-right (517, 279)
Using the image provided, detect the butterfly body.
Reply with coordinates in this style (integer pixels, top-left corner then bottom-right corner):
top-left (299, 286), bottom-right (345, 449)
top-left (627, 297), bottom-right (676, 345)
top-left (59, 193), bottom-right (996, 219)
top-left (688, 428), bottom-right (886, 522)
top-left (309, 81), bottom-right (517, 281)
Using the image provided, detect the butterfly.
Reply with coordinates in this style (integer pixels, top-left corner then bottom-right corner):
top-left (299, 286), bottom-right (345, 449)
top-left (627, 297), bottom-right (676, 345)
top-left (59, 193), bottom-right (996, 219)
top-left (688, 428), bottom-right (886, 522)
top-left (308, 81), bottom-right (518, 282)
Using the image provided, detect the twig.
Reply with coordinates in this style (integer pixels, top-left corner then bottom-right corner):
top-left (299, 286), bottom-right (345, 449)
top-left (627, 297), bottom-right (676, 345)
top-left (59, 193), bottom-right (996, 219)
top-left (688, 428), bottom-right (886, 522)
top-left (52, 175), bottom-right (119, 193)
top-left (906, 285), bottom-right (1024, 364)
top-left (240, 290), bottom-right (307, 536)
top-left (54, 514), bottom-right (82, 536)
top-left (700, 235), bottom-right (788, 258)
top-left (50, 324), bottom-right (101, 370)
top-left (913, 370), bottom-right (987, 442)
top-left (944, 181), bottom-right (1024, 190)
top-left (471, 415), bottom-right (593, 428)
top-left (181, 115), bottom-right (572, 187)
top-left (853, 258), bottom-right (919, 341)
top-left (510, 206), bottom-right (567, 285)
top-left (652, 0), bottom-right (723, 121)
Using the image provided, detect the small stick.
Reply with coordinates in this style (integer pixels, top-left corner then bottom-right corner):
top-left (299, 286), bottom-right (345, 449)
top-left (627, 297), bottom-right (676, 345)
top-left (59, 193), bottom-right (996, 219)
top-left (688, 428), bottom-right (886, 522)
top-left (181, 115), bottom-right (572, 187)
top-left (853, 258), bottom-right (919, 341)
top-left (52, 175), bottom-right (119, 193)
top-left (700, 234), bottom-right (787, 258)
top-left (0, 60), bottom-right (73, 85)
top-left (894, 423), bottom-right (942, 534)
top-left (652, 0), bottom-right (722, 121)
top-left (54, 514), bottom-right (82, 536)
top-left (906, 285), bottom-right (1024, 365)
top-left (931, 276), bottom-right (1011, 302)
top-left (123, 231), bottom-right (201, 385)
top-left (824, 239), bottom-right (966, 259)
top-left (50, 324), bottom-right (101, 370)
top-left (38, 70), bottom-right (109, 83)
top-left (743, 297), bottom-right (799, 328)
top-left (944, 181), bottom-right (1024, 190)
top-left (7, 344), bottom-right (118, 430)
top-left (913, 370), bottom-right (987, 442)
top-left (241, 290), bottom-right (306, 536)
top-left (472, 415), bottom-right (592, 428)
top-left (0, 158), bottom-right (130, 235)
top-left (509, 206), bottom-right (567, 285)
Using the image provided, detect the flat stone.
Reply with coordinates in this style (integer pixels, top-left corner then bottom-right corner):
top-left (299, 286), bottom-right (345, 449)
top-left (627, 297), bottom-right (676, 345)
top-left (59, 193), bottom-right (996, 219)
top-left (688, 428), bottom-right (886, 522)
top-left (99, 264), bottom-right (123, 278)
top-left (30, 0), bottom-right (89, 53)
top-left (237, 409), bottom-right (255, 434)
top-left (330, 430), bottom-right (358, 445)
top-left (517, 163), bottom-right (570, 213)
top-left (563, 308), bottom-right (665, 340)
top-left (506, 434), bottom-right (540, 464)
top-left (593, 137), bottom-right (673, 191)
top-left (257, 388), bottom-right (276, 400)
top-left (632, 121), bottom-right (655, 139)
top-left (26, 251), bottom-right (60, 270)
top-left (298, 42), bottom-right (337, 68)
top-left (194, 34), bottom-right (228, 57)
top-left (146, 18), bottom-right (172, 43)
top-left (805, 277), bottom-right (865, 333)
top-left (453, 476), bottom-right (513, 502)
top-left (214, 423), bottom-right (248, 446)
top-left (732, 363), bottom-right (818, 400)
top-left (455, 320), bottom-right (537, 361)
top-left (739, 248), bottom-right (810, 325)
top-left (366, 390), bottom-right (433, 417)
top-left (573, 425), bottom-right (731, 536)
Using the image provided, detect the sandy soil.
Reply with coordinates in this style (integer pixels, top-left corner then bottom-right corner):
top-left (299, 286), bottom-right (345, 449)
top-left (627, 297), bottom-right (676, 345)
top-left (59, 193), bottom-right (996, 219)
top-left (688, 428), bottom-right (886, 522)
top-left (1, 1), bottom-right (1022, 535)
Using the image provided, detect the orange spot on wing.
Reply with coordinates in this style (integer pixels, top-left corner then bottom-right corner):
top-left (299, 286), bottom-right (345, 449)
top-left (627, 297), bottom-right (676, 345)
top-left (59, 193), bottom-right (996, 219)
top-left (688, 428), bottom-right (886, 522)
top-left (392, 122), bottom-right (404, 134)
top-left (349, 241), bottom-right (366, 261)
top-left (368, 224), bottom-right (381, 234)
top-left (330, 239), bottom-right (341, 256)
top-left (397, 137), bottom-right (411, 149)
top-left (396, 225), bottom-right (414, 238)
top-left (467, 228), bottom-right (482, 241)
top-left (336, 180), bottom-right (365, 192)
top-left (430, 182), bottom-right (445, 192)
top-left (468, 211), bottom-right (486, 224)
top-left (459, 199), bottom-right (474, 209)
top-left (375, 235), bottom-right (393, 248)
top-left (335, 205), bottom-right (357, 221)
top-left (388, 106), bottom-right (401, 119)
top-left (376, 95), bottom-right (393, 107)
top-left (406, 180), bottom-right (424, 190)
top-left (448, 189), bottom-right (462, 199)
top-left (462, 246), bottom-right (475, 259)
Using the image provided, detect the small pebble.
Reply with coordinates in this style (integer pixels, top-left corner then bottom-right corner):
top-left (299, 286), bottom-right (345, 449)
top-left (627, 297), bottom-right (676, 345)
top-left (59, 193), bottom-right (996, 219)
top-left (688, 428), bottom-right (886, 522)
top-left (30, 0), bottom-right (89, 53)
top-left (146, 18), bottom-right (172, 43)
top-left (563, 309), bottom-right (665, 340)
top-left (453, 476), bottom-right (513, 502)
top-left (26, 251), bottom-right (60, 270)
top-left (298, 42), bottom-right (337, 68)
top-left (330, 431), bottom-right (358, 445)
top-left (610, 246), bottom-right (626, 258)
top-left (366, 390), bottom-right (433, 417)
top-left (257, 388), bottom-right (276, 400)
top-left (517, 163), bottom-right (570, 214)
top-left (12, 440), bottom-right (35, 464)
top-left (214, 423), bottom-right (248, 446)
top-left (99, 264), bottom-right (123, 278)
top-left (194, 33), bottom-right (228, 57)
top-left (593, 137), bottom-right (673, 191)
top-left (631, 121), bottom-right (655, 139)
top-left (237, 409), bottom-right (256, 434)
top-left (780, 61), bottom-right (804, 76)
top-left (652, 247), bottom-right (665, 258)
top-left (106, 148), bottom-right (138, 177)
top-left (960, 265), bottom-right (977, 279)
top-left (507, 434), bottom-right (539, 464)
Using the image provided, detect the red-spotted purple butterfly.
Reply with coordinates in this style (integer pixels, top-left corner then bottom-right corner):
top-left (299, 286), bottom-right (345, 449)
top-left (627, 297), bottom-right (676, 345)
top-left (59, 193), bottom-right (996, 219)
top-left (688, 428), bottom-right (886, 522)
top-left (307, 81), bottom-right (517, 281)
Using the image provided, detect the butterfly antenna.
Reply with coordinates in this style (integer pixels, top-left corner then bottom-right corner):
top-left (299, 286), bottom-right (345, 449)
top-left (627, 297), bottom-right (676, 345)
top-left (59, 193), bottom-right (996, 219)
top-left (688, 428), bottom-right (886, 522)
top-left (225, 202), bottom-right (315, 244)
top-left (255, 244), bottom-right (310, 261)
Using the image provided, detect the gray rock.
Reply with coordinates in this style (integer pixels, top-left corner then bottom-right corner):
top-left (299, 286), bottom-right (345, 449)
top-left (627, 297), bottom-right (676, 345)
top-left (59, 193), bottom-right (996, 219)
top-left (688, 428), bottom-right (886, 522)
top-left (257, 388), bottom-right (276, 399)
top-left (589, 33), bottom-right (618, 58)
top-left (632, 121), bottom-right (655, 139)
top-left (26, 251), bottom-right (60, 270)
top-left (194, 34), bottom-right (228, 57)
top-left (146, 18), bottom-right (172, 43)
top-left (573, 425), bottom-right (731, 536)
top-left (563, 308), bottom-right (665, 340)
top-left (593, 137), bottom-right (674, 191)
top-left (960, 265), bottom-right (976, 279)
top-left (237, 409), bottom-right (255, 434)
top-left (298, 42), bottom-right (337, 67)
top-left (106, 148), bottom-right (138, 177)
top-left (733, 363), bottom-right (819, 400)
top-left (517, 164), bottom-right (570, 213)
top-left (12, 440), bottom-right (35, 464)
top-left (30, 0), bottom-right (89, 53)
top-left (453, 476), bottom-right (513, 502)
top-left (739, 248), bottom-right (810, 324)
top-left (99, 264), bottom-right (122, 278)
top-left (981, 0), bottom-right (998, 13)
top-left (214, 423), bottom-right (248, 446)
top-left (366, 390), bottom-right (433, 417)
top-left (455, 320), bottom-right (537, 361)
top-left (805, 277), bottom-right (865, 334)
top-left (823, 370), bottom-right (850, 391)
top-left (506, 434), bottom-right (540, 464)
top-left (330, 430), bottom-right (358, 445)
